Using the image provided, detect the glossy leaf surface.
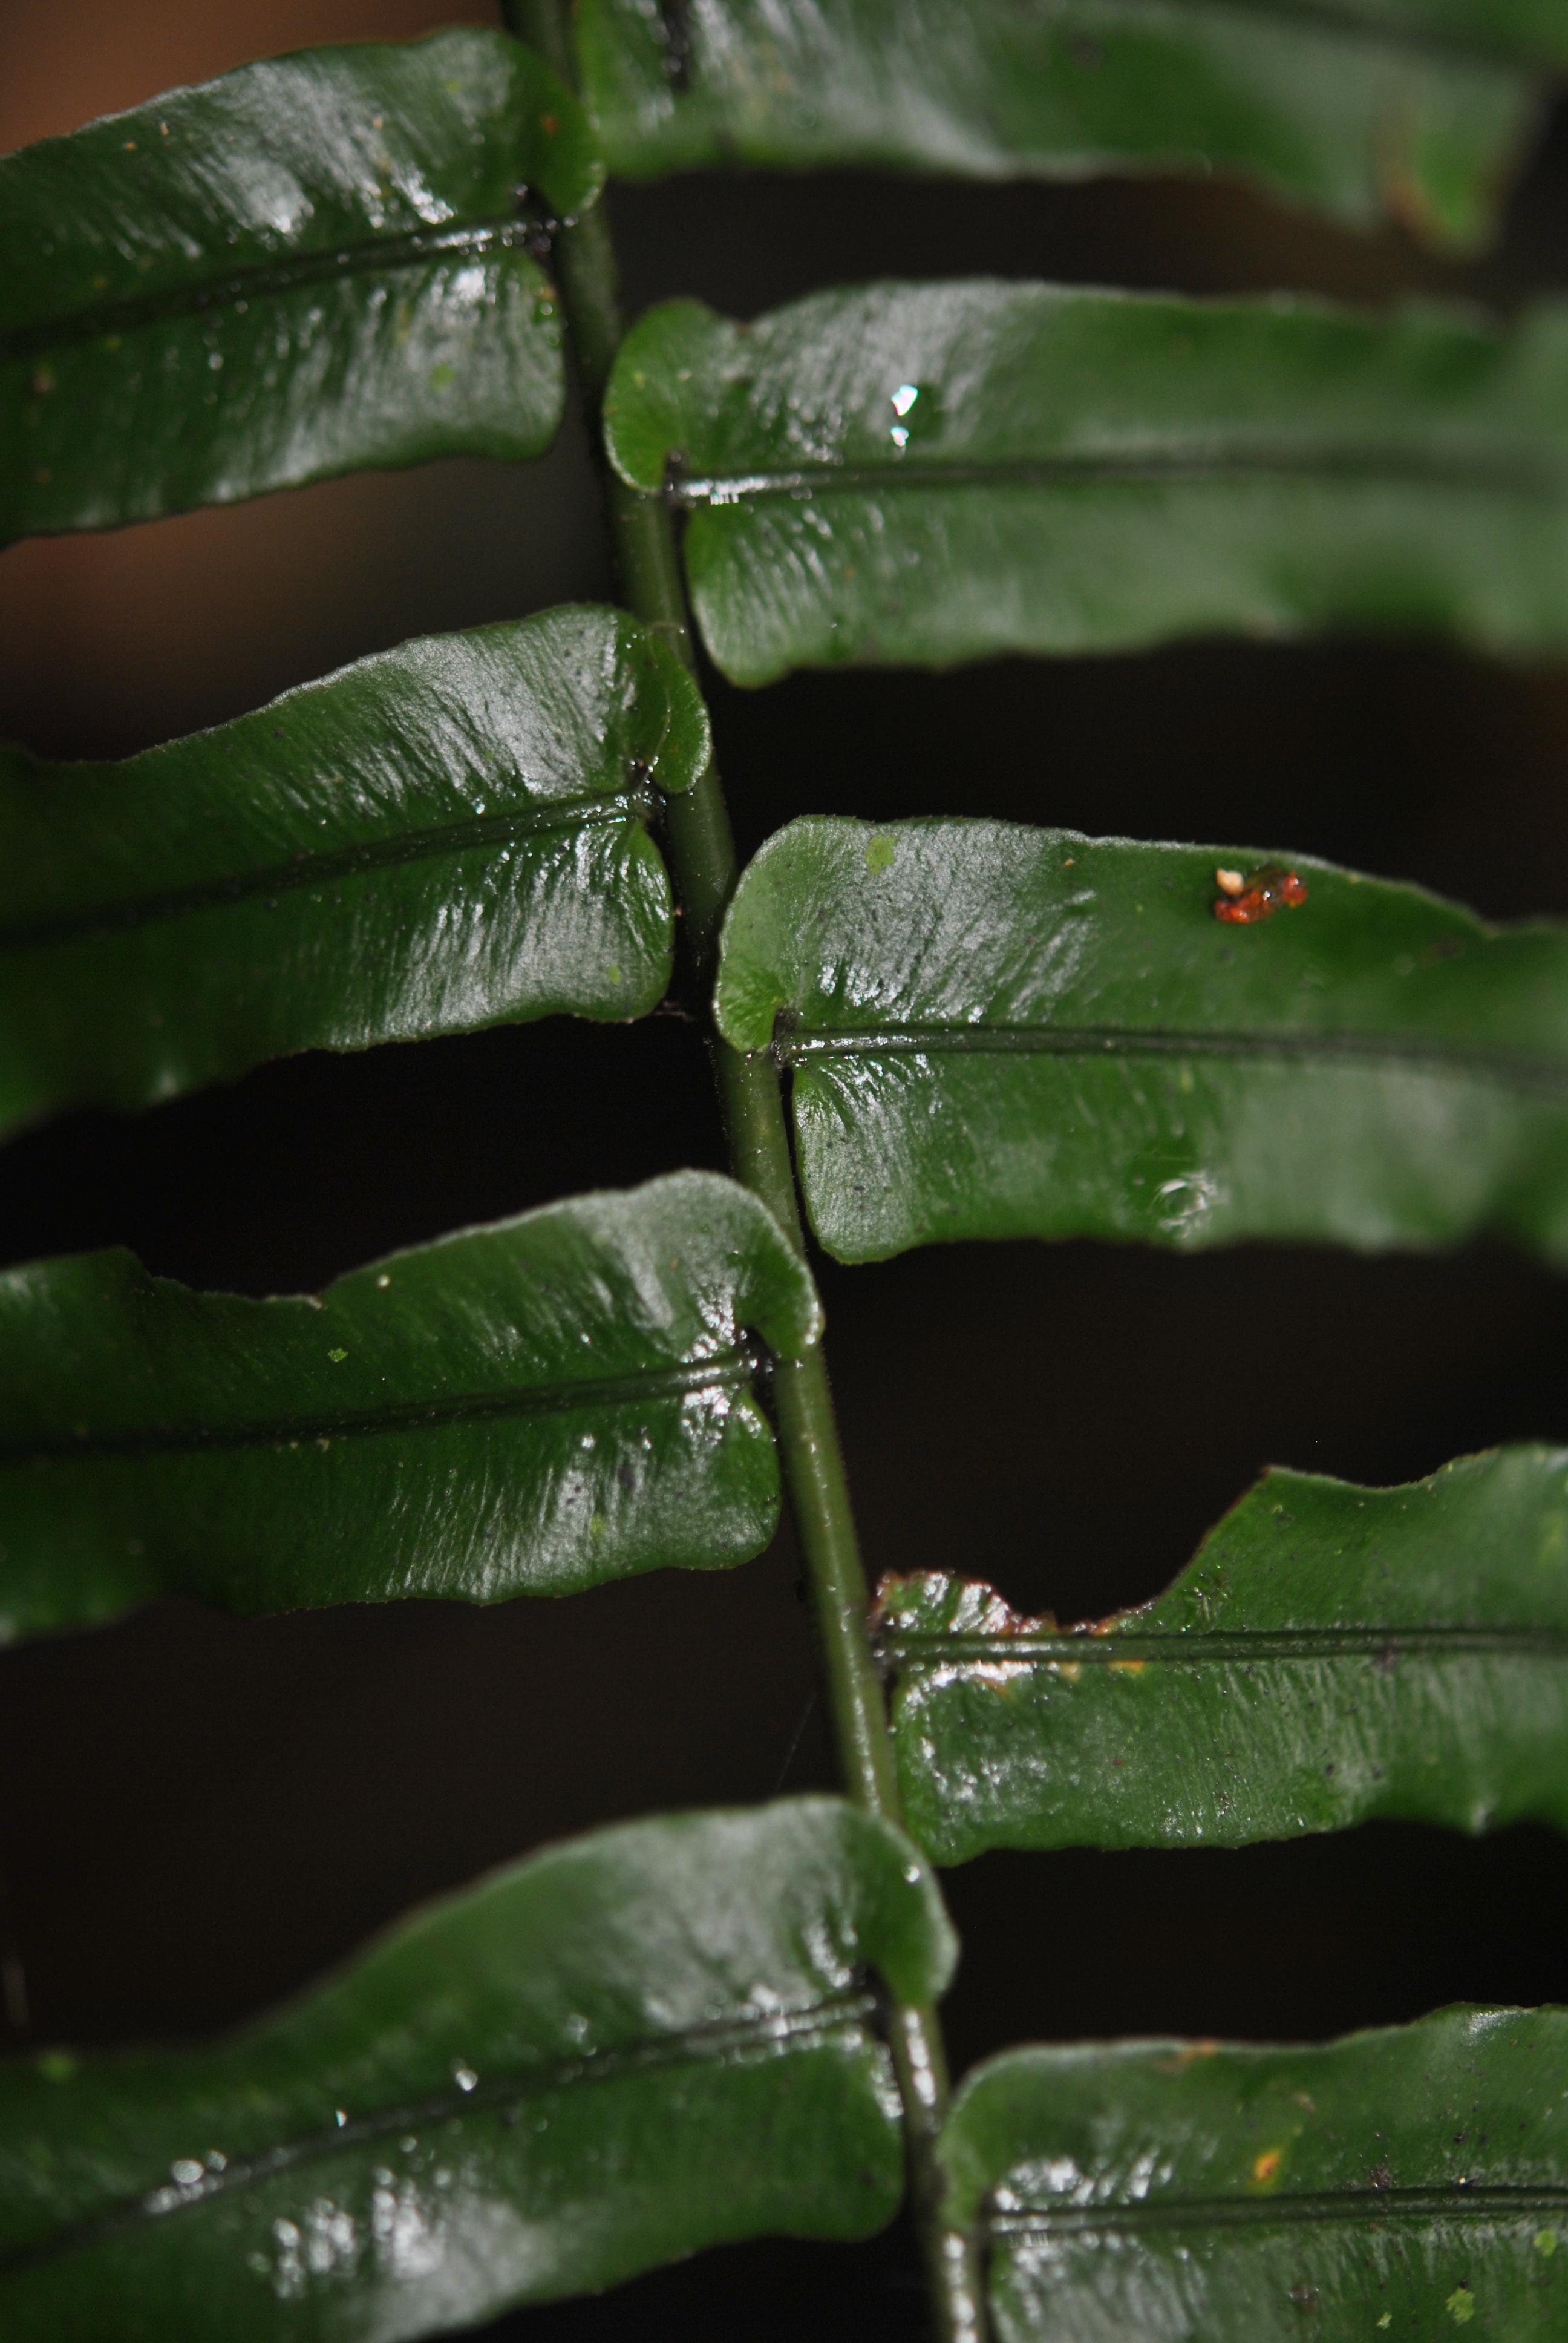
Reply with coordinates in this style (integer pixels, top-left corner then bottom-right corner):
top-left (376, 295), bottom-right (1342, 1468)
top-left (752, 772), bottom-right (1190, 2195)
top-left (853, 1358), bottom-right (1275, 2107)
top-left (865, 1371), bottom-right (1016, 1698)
top-left (714, 816), bottom-right (1568, 1263)
top-left (0, 1797), bottom-right (955, 2339)
top-left (878, 1446), bottom-right (1568, 1862)
top-left (606, 283), bottom-right (1568, 685)
top-left (0, 607), bottom-right (705, 1134)
top-left (0, 1172), bottom-right (818, 1640)
top-left (2, 30), bottom-right (599, 539)
top-left (942, 2007), bottom-right (1568, 2342)
top-left (576, 0), bottom-right (1540, 251)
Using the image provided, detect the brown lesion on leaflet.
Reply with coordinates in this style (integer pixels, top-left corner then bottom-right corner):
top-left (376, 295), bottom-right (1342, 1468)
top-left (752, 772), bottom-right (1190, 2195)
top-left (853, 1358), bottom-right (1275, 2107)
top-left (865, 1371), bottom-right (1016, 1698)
top-left (869, 1570), bottom-right (1151, 1693)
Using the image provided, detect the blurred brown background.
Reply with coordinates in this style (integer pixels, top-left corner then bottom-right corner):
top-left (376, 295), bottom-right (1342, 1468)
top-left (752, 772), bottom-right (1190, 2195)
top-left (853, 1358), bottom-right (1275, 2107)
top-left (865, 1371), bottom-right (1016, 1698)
top-left (8, 6), bottom-right (1568, 2335)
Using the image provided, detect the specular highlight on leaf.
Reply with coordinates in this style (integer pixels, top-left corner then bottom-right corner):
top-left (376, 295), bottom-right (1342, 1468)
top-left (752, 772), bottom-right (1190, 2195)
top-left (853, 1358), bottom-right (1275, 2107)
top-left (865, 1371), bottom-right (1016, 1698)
top-left (1, 30), bottom-right (601, 538)
top-left (714, 815), bottom-right (1568, 1263)
top-left (606, 282), bottom-right (1568, 684)
top-left (941, 2006), bottom-right (1568, 2342)
top-left (0, 606), bottom-right (706, 1134)
top-left (878, 1444), bottom-right (1568, 1861)
top-left (0, 1798), bottom-right (955, 2339)
top-left (0, 1171), bottom-right (818, 1641)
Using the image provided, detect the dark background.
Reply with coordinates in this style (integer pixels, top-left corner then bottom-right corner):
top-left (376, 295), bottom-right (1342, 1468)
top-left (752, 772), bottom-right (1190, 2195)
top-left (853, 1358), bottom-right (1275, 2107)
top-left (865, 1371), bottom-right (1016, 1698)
top-left (7, 6), bottom-right (1568, 2333)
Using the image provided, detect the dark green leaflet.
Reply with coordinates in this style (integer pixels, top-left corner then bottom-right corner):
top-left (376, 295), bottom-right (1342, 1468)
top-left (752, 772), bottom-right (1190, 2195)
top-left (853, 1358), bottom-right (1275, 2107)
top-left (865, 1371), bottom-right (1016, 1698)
top-left (0, 1172), bottom-right (817, 1640)
top-left (0, 1798), bottom-right (955, 2340)
top-left (940, 2007), bottom-right (1568, 2342)
top-left (0, 607), bottom-right (705, 1135)
top-left (1264, 0), bottom-right (1568, 67)
top-left (605, 282), bottom-right (1568, 685)
top-left (1, 30), bottom-right (599, 540)
top-left (575, 0), bottom-right (1540, 251)
top-left (713, 816), bottom-right (1568, 1263)
top-left (877, 1445), bottom-right (1568, 1862)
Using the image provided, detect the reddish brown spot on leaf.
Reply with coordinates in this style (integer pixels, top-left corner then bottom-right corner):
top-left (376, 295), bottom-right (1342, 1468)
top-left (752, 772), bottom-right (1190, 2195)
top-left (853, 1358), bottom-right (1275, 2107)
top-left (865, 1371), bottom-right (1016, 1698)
top-left (1213, 864), bottom-right (1308, 925)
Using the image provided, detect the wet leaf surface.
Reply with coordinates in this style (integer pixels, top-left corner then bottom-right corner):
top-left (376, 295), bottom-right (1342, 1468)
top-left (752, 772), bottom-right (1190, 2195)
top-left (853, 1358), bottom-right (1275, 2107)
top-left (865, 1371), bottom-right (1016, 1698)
top-left (577, 0), bottom-right (1543, 250)
top-left (0, 1171), bottom-right (818, 1640)
top-left (0, 608), bottom-right (706, 1136)
top-left (714, 816), bottom-right (1568, 1263)
top-left (942, 2005), bottom-right (1568, 2342)
top-left (607, 281), bottom-right (1568, 684)
top-left (0, 1798), bottom-right (953, 2340)
top-left (878, 1444), bottom-right (1568, 1861)
top-left (1, 31), bottom-right (599, 539)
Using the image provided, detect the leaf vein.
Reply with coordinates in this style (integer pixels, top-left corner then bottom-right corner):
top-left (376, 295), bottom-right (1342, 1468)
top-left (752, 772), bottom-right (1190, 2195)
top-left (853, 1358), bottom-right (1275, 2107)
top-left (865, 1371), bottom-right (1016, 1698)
top-left (0, 793), bottom-right (655, 955)
top-left (776, 1025), bottom-right (1568, 1094)
top-left (882, 1627), bottom-right (1568, 1668)
top-left (0, 1991), bottom-right (877, 2278)
top-left (0, 1351), bottom-right (760, 1466)
top-left (991, 2183), bottom-right (1568, 2238)
top-left (1, 219), bottom-right (543, 364)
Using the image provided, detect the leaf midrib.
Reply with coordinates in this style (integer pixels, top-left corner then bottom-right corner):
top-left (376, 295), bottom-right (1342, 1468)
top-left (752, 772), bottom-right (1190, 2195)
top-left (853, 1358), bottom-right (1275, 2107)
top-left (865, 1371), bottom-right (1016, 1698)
top-left (881, 1625), bottom-right (1568, 1666)
top-left (669, 447), bottom-right (1566, 506)
top-left (0, 217), bottom-right (540, 365)
top-left (774, 1023), bottom-right (1568, 1094)
top-left (989, 2180), bottom-right (1568, 2239)
top-left (0, 1990), bottom-right (877, 2280)
top-left (0, 790), bottom-right (654, 955)
top-left (0, 1349), bottom-right (759, 1466)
